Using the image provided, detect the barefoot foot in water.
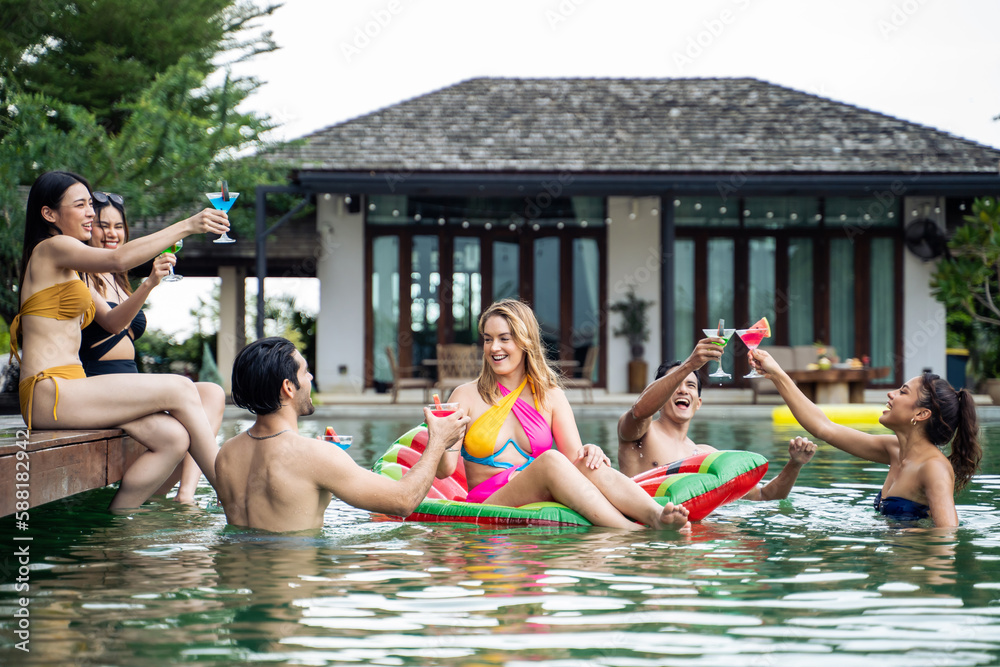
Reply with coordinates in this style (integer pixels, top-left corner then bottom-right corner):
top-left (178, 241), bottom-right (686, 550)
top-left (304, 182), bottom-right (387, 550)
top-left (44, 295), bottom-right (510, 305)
top-left (653, 502), bottom-right (691, 532)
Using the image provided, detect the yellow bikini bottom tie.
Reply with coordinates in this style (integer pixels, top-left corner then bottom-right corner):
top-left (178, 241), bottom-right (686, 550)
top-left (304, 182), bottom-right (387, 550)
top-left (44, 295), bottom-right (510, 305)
top-left (18, 364), bottom-right (86, 430)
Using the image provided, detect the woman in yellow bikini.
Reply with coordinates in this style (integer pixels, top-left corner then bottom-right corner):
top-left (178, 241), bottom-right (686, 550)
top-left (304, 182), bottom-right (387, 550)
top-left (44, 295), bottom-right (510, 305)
top-left (441, 299), bottom-right (690, 531)
top-left (10, 170), bottom-right (230, 509)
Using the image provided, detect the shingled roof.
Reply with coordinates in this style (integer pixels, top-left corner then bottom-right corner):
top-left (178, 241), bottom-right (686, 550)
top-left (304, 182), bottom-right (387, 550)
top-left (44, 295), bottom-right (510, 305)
top-left (269, 77), bottom-right (1000, 175)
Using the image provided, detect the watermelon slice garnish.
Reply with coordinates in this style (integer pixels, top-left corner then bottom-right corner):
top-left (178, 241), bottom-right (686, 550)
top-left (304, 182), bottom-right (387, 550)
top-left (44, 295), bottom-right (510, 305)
top-left (748, 316), bottom-right (771, 337)
top-left (325, 426), bottom-right (337, 438)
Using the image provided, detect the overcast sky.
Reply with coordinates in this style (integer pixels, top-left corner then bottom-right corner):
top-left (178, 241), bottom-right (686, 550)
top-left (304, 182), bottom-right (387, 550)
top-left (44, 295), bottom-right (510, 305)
top-left (235, 0), bottom-right (1000, 149)
top-left (150, 0), bottom-right (1000, 336)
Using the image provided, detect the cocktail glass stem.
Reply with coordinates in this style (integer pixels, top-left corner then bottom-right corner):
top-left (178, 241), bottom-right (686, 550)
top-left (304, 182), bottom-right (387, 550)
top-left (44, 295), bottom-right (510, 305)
top-left (163, 240), bottom-right (183, 282)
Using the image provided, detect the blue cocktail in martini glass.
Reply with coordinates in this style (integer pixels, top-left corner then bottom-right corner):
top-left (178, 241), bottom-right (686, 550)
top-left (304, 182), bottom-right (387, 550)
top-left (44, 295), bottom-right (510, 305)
top-left (206, 185), bottom-right (238, 244)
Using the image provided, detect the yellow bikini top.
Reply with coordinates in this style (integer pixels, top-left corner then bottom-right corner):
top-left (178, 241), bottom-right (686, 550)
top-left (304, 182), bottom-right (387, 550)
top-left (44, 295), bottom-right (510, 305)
top-left (463, 377), bottom-right (543, 459)
top-left (9, 277), bottom-right (96, 363)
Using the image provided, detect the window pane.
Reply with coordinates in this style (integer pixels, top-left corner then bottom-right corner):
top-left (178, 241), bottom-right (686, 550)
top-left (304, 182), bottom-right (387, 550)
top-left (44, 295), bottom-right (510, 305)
top-left (410, 236), bottom-right (439, 366)
top-left (870, 237), bottom-right (895, 385)
top-left (453, 238), bottom-right (481, 345)
top-left (493, 241), bottom-right (519, 301)
top-left (534, 237), bottom-right (560, 359)
top-left (787, 238), bottom-right (814, 345)
top-left (674, 238), bottom-right (695, 362)
top-left (367, 195), bottom-right (409, 225)
top-left (828, 238), bottom-right (854, 360)
top-left (674, 196), bottom-right (740, 227)
top-left (572, 238), bottom-right (600, 380)
top-left (708, 238), bottom-right (735, 332)
top-left (744, 197), bottom-right (820, 229)
top-left (749, 237), bottom-right (776, 344)
top-left (368, 194), bottom-right (605, 230)
top-left (372, 236), bottom-right (399, 383)
top-left (826, 196), bottom-right (899, 230)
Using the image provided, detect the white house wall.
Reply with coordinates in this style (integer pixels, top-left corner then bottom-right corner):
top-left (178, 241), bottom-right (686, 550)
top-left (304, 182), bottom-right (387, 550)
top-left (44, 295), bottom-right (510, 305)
top-left (316, 194), bottom-right (366, 394)
top-left (901, 196), bottom-right (947, 382)
top-left (606, 196), bottom-right (662, 394)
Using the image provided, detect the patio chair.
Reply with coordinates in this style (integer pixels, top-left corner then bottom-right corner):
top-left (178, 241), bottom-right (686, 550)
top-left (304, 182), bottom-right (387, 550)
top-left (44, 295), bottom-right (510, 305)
top-left (385, 346), bottom-right (434, 403)
top-left (434, 344), bottom-right (481, 398)
top-left (562, 345), bottom-right (599, 403)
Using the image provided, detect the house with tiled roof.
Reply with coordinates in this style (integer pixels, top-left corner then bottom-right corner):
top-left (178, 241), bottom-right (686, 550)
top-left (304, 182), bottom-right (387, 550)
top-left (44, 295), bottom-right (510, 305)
top-left (256, 76), bottom-right (1000, 396)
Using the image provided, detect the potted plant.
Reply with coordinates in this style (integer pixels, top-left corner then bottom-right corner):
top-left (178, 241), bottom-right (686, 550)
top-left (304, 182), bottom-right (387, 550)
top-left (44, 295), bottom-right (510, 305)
top-left (931, 196), bottom-right (1000, 403)
top-left (610, 287), bottom-right (653, 392)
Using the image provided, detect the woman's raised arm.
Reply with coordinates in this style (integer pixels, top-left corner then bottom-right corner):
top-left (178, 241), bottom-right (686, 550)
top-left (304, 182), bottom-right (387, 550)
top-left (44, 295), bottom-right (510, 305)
top-left (46, 209), bottom-right (229, 275)
top-left (751, 348), bottom-right (896, 464)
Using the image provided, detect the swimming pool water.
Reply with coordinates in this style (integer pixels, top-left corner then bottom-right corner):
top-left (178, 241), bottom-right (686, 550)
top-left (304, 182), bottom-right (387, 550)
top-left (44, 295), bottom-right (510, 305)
top-left (2, 419), bottom-right (1000, 666)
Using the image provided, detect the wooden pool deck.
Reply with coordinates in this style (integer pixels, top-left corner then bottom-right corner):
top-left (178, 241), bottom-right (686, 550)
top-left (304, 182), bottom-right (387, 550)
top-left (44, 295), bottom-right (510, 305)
top-left (0, 427), bottom-right (143, 517)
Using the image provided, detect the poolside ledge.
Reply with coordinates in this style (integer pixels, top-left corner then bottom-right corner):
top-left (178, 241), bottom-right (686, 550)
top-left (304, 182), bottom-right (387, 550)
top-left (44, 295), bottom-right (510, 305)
top-left (0, 427), bottom-right (143, 517)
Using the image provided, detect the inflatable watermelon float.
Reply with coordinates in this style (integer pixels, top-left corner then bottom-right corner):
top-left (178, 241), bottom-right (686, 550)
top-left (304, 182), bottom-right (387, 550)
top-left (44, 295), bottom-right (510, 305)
top-left (370, 425), bottom-right (768, 527)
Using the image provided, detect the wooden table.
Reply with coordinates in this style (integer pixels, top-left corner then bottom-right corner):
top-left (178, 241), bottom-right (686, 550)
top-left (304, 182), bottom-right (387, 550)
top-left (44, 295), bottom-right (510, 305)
top-left (785, 367), bottom-right (890, 403)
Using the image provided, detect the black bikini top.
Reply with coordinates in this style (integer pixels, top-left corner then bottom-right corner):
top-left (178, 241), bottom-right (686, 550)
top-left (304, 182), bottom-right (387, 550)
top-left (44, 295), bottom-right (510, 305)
top-left (79, 301), bottom-right (147, 362)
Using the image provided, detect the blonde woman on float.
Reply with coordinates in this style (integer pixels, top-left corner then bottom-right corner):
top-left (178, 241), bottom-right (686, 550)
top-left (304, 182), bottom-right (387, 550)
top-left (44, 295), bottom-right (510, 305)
top-left (440, 299), bottom-right (690, 531)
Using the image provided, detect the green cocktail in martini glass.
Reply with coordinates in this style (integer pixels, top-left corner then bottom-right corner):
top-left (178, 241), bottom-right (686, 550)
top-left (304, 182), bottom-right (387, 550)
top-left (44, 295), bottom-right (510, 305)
top-left (702, 323), bottom-right (736, 378)
top-left (161, 239), bottom-right (183, 282)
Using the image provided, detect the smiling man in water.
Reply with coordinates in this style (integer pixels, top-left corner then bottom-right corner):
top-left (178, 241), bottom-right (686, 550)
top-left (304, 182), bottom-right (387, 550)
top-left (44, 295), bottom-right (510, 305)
top-left (617, 335), bottom-right (816, 500)
top-left (215, 337), bottom-right (470, 532)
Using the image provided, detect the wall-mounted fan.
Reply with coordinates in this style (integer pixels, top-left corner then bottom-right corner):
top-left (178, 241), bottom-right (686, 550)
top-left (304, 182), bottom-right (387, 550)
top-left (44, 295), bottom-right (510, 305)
top-left (904, 218), bottom-right (948, 260)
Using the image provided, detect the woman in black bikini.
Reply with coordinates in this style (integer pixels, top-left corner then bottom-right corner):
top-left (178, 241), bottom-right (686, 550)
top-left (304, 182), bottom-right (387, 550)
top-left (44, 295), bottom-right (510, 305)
top-left (750, 348), bottom-right (981, 526)
top-left (81, 191), bottom-right (224, 502)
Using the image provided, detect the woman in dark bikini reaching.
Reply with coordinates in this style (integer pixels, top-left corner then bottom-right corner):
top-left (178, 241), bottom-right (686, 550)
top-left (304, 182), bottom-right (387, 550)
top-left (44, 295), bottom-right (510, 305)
top-left (750, 348), bottom-right (981, 526)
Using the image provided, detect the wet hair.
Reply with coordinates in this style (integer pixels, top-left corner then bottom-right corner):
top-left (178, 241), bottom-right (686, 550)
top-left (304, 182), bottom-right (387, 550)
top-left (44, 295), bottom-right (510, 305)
top-left (916, 372), bottom-right (982, 493)
top-left (20, 171), bottom-right (92, 289)
top-left (655, 360), bottom-right (702, 396)
top-left (476, 299), bottom-right (561, 409)
top-left (87, 193), bottom-right (132, 297)
top-left (231, 337), bottom-right (301, 415)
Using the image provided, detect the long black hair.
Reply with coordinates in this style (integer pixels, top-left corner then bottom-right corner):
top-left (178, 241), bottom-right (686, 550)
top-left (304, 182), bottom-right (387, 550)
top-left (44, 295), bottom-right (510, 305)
top-left (231, 337), bottom-right (301, 415)
top-left (19, 171), bottom-right (92, 290)
top-left (917, 372), bottom-right (982, 493)
top-left (87, 193), bottom-right (132, 298)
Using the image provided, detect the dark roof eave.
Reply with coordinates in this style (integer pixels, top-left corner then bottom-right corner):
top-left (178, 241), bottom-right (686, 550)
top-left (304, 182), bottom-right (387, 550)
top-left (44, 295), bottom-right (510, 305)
top-left (292, 170), bottom-right (1000, 198)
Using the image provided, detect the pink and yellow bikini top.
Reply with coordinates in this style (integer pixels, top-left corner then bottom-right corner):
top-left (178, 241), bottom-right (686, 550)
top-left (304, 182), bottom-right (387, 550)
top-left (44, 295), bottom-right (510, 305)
top-left (9, 277), bottom-right (96, 363)
top-left (462, 377), bottom-right (554, 468)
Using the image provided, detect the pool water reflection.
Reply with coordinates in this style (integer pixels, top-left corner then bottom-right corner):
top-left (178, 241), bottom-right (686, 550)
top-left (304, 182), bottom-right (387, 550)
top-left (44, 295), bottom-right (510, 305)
top-left (2, 419), bottom-right (1000, 666)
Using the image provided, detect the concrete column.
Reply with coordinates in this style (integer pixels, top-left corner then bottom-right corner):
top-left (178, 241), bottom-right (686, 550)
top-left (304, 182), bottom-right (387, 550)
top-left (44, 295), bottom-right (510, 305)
top-left (315, 194), bottom-right (366, 394)
top-left (901, 196), bottom-right (947, 381)
top-left (606, 196), bottom-right (662, 393)
top-left (217, 265), bottom-right (246, 394)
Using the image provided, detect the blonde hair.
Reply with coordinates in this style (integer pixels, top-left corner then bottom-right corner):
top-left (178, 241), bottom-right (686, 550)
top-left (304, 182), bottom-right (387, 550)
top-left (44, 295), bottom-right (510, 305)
top-left (476, 299), bottom-right (561, 409)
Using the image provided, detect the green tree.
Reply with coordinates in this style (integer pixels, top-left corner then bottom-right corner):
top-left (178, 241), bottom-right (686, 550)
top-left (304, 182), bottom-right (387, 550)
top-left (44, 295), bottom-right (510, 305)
top-left (0, 0), bottom-right (291, 326)
top-left (1, 0), bottom-right (278, 133)
top-left (931, 196), bottom-right (1000, 384)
